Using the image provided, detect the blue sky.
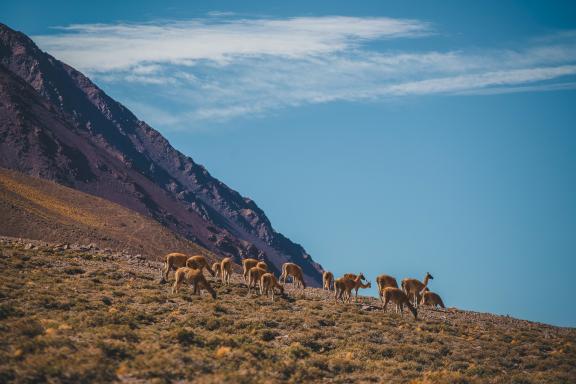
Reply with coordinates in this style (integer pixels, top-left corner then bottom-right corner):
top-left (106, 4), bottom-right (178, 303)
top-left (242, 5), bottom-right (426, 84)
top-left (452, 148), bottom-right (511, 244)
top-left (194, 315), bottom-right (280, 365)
top-left (2, 1), bottom-right (575, 327)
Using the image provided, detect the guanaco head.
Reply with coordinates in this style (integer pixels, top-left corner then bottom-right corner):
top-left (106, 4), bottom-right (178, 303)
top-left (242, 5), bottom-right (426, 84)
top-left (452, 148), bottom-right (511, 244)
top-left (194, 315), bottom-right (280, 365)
top-left (358, 273), bottom-right (366, 281)
top-left (426, 272), bottom-right (434, 280)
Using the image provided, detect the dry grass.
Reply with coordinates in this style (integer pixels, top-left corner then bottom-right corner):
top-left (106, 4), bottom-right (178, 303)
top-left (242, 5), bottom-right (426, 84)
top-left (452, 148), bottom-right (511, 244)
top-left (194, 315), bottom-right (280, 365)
top-left (0, 167), bottom-right (214, 262)
top-left (0, 238), bottom-right (574, 383)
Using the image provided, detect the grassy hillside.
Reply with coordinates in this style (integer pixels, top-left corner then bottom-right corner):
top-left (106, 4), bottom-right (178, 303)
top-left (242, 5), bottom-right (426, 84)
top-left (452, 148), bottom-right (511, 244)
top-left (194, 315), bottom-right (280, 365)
top-left (0, 237), bottom-right (574, 383)
top-left (0, 167), bottom-right (213, 261)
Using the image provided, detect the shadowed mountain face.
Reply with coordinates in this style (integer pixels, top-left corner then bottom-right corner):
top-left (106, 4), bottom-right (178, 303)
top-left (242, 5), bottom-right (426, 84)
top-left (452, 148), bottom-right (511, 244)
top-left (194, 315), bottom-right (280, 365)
top-left (0, 23), bottom-right (323, 285)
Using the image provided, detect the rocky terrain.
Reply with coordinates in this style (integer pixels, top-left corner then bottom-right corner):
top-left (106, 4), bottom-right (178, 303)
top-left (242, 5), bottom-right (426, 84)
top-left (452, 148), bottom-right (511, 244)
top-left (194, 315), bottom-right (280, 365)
top-left (0, 237), bottom-right (574, 383)
top-left (0, 22), bottom-right (322, 285)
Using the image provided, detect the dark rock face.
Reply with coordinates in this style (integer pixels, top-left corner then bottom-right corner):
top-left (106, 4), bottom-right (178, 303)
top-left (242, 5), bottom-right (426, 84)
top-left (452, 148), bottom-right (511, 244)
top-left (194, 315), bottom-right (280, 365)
top-left (0, 23), bottom-right (323, 285)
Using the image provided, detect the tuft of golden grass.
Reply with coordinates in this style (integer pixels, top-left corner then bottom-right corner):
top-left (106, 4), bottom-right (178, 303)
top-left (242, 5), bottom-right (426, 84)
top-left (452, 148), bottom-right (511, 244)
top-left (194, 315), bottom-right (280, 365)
top-left (0, 239), bottom-right (575, 383)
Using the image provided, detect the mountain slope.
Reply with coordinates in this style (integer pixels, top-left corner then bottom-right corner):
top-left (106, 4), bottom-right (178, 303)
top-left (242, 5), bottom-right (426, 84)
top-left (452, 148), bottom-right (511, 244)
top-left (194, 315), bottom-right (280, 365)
top-left (0, 167), bottom-right (213, 260)
top-left (1, 238), bottom-right (574, 383)
top-left (0, 23), bottom-right (323, 284)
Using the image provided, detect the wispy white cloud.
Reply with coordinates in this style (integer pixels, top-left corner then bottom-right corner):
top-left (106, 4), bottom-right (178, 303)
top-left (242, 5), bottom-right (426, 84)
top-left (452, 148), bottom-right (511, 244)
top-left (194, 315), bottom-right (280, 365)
top-left (33, 17), bottom-right (576, 127)
top-left (36, 17), bottom-right (430, 72)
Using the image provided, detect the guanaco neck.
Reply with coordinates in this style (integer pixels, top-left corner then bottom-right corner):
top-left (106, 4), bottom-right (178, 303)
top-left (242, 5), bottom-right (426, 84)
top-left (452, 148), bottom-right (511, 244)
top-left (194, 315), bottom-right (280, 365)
top-left (422, 274), bottom-right (430, 288)
top-left (420, 275), bottom-right (430, 294)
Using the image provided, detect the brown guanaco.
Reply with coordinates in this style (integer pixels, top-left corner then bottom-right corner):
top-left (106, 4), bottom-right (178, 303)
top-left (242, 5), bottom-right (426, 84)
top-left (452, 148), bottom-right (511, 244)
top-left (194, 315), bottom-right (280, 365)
top-left (220, 257), bottom-right (232, 285)
top-left (382, 287), bottom-right (417, 320)
top-left (184, 255), bottom-right (215, 276)
top-left (247, 266), bottom-right (268, 295)
top-left (172, 267), bottom-right (217, 299)
top-left (323, 271), bottom-right (334, 291)
top-left (343, 273), bottom-right (371, 301)
top-left (162, 252), bottom-right (189, 280)
top-left (420, 291), bottom-right (445, 308)
top-left (260, 273), bottom-right (284, 301)
top-left (279, 262), bottom-right (306, 289)
top-left (212, 261), bottom-right (221, 279)
top-left (242, 258), bottom-right (260, 284)
top-left (401, 272), bottom-right (433, 307)
top-left (334, 274), bottom-right (370, 303)
top-left (376, 274), bottom-right (398, 298)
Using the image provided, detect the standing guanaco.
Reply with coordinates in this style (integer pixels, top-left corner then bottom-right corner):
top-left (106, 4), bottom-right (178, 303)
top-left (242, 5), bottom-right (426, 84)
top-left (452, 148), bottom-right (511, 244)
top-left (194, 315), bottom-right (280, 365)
top-left (401, 272), bottom-right (433, 307)
top-left (185, 255), bottom-right (216, 276)
top-left (334, 275), bottom-right (369, 303)
top-left (381, 287), bottom-right (417, 320)
top-left (343, 273), bottom-right (371, 301)
top-left (162, 252), bottom-right (195, 280)
top-left (242, 258), bottom-right (260, 284)
top-left (376, 274), bottom-right (398, 296)
top-left (220, 257), bottom-right (232, 285)
top-left (247, 266), bottom-right (268, 295)
top-left (420, 291), bottom-right (445, 308)
top-left (323, 271), bottom-right (334, 291)
top-left (212, 261), bottom-right (221, 279)
top-left (260, 273), bottom-right (284, 301)
top-left (172, 267), bottom-right (217, 299)
top-left (279, 262), bottom-right (306, 289)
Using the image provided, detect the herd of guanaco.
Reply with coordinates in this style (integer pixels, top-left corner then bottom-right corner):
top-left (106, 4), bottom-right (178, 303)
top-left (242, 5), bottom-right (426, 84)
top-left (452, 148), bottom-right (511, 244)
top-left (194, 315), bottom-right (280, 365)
top-left (163, 252), bottom-right (446, 320)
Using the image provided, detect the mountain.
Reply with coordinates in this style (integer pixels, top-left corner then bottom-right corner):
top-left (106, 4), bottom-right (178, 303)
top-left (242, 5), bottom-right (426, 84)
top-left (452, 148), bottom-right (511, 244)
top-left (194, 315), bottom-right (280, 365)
top-left (0, 166), bottom-right (214, 260)
top-left (0, 23), bottom-right (323, 284)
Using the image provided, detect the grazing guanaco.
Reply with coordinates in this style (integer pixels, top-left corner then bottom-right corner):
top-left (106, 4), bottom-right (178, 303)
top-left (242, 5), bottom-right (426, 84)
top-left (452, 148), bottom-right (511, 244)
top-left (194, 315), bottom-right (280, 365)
top-left (172, 267), bottom-right (217, 299)
top-left (220, 257), bottom-right (232, 285)
top-left (376, 274), bottom-right (398, 297)
top-left (279, 262), bottom-right (306, 289)
top-left (242, 258), bottom-right (260, 284)
top-left (212, 261), bottom-right (221, 279)
top-left (247, 266), bottom-right (268, 295)
top-left (334, 274), bottom-right (369, 303)
top-left (323, 271), bottom-right (334, 291)
top-left (381, 287), bottom-right (417, 320)
top-left (260, 273), bottom-right (284, 301)
top-left (162, 252), bottom-right (189, 280)
top-left (185, 255), bottom-right (216, 276)
top-left (420, 291), bottom-right (445, 309)
top-left (401, 272), bottom-right (433, 307)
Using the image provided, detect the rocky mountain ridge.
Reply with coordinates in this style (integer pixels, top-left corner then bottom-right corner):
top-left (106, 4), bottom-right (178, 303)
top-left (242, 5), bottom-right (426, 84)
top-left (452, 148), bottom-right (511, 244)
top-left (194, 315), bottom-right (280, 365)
top-left (0, 23), bottom-right (323, 284)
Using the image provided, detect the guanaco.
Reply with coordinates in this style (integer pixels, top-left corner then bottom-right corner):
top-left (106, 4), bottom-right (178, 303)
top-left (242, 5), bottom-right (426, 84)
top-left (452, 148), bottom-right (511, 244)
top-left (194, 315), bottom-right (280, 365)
top-left (279, 262), bottom-right (306, 289)
top-left (242, 258), bottom-right (260, 284)
top-left (220, 257), bottom-right (232, 285)
top-left (420, 291), bottom-right (445, 308)
top-left (381, 287), bottom-right (417, 320)
top-left (334, 274), bottom-right (369, 303)
top-left (401, 272), bottom-right (433, 307)
top-left (376, 274), bottom-right (398, 297)
top-left (260, 273), bottom-right (284, 301)
top-left (212, 261), bottom-right (221, 279)
top-left (256, 261), bottom-right (268, 271)
top-left (172, 267), bottom-right (217, 299)
top-left (343, 273), bottom-right (371, 301)
top-left (185, 255), bottom-right (216, 276)
top-left (162, 252), bottom-right (189, 280)
top-left (323, 271), bottom-right (334, 291)
top-left (247, 266), bottom-right (268, 295)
